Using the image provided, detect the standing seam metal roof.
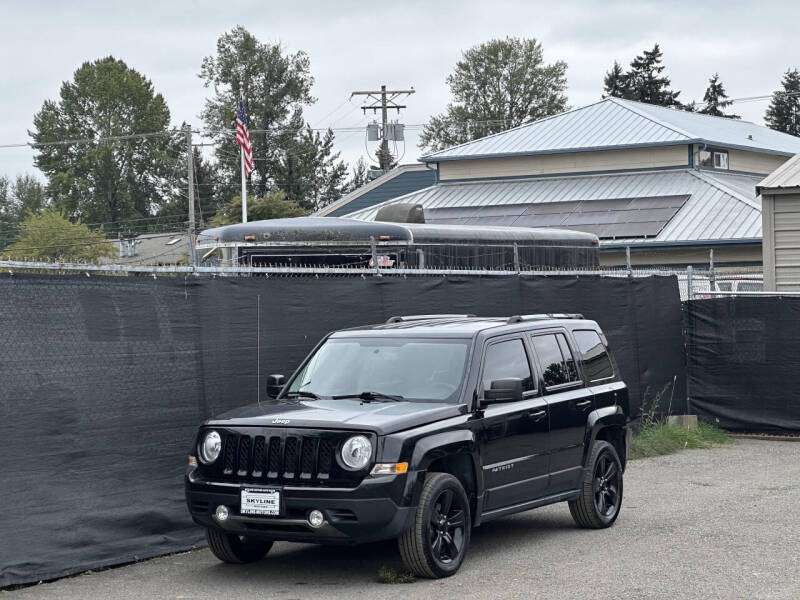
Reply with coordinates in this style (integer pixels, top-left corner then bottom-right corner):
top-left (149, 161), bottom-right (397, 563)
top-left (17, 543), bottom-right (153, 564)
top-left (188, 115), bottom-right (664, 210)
top-left (422, 98), bottom-right (800, 161)
top-left (756, 152), bottom-right (800, 192)
top-left (343, 169), bottom-right (764, 244)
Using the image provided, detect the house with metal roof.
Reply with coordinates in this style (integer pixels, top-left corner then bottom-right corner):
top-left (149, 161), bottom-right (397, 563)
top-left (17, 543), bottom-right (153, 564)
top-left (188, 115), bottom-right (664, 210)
top-left (315, 163), bottom-right (436, 217)
top-left (335, 97), bottom-right (800, 267)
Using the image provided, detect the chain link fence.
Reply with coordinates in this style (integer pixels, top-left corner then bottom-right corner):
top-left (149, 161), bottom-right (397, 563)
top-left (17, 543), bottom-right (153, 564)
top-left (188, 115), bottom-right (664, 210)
top-left (0, 268), bottom-right (686, 586)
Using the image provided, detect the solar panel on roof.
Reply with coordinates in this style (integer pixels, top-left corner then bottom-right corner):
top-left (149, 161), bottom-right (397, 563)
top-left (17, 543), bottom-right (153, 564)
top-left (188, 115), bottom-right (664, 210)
top-left (424, 195), bottom-right (690, 240)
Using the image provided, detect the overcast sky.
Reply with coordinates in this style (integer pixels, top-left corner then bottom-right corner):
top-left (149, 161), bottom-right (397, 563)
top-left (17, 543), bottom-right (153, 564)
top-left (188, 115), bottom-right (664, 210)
top-left (1, 0), bottom-right (798, 181)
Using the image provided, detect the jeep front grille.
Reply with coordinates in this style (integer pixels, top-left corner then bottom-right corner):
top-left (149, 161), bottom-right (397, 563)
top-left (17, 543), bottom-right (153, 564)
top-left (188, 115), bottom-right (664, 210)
top-left (209, 429), bottom-right (351, 486)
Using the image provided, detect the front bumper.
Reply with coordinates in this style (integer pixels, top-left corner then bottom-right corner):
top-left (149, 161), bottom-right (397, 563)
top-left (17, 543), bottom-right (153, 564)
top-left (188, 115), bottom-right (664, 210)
top-left (185, 470), bottom-right (417, 545)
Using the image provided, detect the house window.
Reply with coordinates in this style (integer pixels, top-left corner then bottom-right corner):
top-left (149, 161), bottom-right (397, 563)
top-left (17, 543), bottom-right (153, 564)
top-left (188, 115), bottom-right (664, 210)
top-left (698, 149), bottom-right (729, 170)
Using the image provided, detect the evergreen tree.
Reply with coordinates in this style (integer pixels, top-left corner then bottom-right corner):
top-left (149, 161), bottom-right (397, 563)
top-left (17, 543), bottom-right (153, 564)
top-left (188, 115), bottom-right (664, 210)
top-left (766, 68), bottom-right (800, 136)
top-left (603, 44), bottom-right (681, 107)
top-left (603, 61), bottom-right (629, 98)
top-left (626, 44), bottom-right (681, 106)
top-left (420, 37), bottom-right (568, 153)
top-left (346, 157), bottom-right (370, 192)
top-left (699, 74), bottom-right (739, 119)
top-left (157, 146), bottom-right (217, 228)
top-left (274, 125), bottom-right (348, 212)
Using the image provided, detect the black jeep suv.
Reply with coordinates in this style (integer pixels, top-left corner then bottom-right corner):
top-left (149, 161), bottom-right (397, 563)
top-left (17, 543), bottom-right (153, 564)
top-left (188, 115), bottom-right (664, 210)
top-left (185, 314), bottom-right (629, 578)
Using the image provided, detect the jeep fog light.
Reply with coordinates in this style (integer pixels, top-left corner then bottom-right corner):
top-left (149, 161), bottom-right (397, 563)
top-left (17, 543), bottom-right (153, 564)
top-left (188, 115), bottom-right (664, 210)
top-left (370, 462), bottom-right (409, 475)
top-left (308, 509), bottom-right (324, 528)
top-left (341, 435), bottom-right (372, 470)
top-left (214, 505), bottom-right (229, 522)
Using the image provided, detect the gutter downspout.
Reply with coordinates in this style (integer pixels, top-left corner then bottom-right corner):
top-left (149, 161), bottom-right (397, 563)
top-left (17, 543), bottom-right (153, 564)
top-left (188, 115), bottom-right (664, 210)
top-left (424, 161), bottom-right (439, 185)
top-left (694, 143), bottom-right (707, 171)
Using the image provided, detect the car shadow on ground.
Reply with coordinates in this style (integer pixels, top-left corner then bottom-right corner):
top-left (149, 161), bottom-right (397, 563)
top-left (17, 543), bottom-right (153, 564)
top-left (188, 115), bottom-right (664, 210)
top-left (198, 508), bottom-right (576, 586)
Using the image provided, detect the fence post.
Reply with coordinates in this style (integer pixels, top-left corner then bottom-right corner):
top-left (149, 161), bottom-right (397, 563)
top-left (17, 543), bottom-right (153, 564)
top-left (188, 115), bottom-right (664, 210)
top-left (370, 236), bottom-right (379, 275)
top-left (708, 248), bottom-right (715, 292)
top-left (687, 265), bottom-right (694, 300)
top-left (513, 242), bottom-right (520, 273)
top-left (625, 245), bottom-right (632, 278)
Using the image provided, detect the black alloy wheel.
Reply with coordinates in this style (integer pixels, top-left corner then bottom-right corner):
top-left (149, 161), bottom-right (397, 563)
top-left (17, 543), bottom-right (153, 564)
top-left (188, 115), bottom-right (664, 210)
top-left (429, 488), bottom-right (467, 564)
top-left (593, 452), bottom-right (621, 518)
top-left (398, 472), bottom-right (472, 578)
top-left (569, 440), bottom-right (624, 528)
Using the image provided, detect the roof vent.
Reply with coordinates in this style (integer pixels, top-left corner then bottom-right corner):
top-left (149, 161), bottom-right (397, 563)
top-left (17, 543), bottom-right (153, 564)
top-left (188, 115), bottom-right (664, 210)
top-left (375, 203), bottom-right (425, 224)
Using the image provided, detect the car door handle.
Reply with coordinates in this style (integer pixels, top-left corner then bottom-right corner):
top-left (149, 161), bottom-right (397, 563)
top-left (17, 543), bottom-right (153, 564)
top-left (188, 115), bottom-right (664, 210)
top-left (576, 400), bottom-right (592, 409)
top-left (528, 409), bottom-right (547, 421)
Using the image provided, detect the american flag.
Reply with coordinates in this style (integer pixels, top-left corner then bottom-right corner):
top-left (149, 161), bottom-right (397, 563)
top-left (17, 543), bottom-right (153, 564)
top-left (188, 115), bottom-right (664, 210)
top-left (235, 98), bottom-right (253, 178)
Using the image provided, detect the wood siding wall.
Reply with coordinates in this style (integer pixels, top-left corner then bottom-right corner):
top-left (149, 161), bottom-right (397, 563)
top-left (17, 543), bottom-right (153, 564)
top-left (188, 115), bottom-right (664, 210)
top-left (726, 149), bottom-right (787, 175)
top-left (437, 146), bottom-right (689, 180)
top-left (762, 191), bottom-right (800, 292)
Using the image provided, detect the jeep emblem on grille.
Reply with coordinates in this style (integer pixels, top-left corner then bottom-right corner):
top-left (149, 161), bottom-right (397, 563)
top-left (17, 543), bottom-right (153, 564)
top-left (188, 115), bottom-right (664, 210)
top-left (272, 418), bottom-right (290, 425)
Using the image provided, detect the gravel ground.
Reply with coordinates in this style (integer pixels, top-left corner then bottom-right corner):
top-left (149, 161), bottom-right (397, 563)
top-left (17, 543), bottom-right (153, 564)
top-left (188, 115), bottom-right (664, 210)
top-left (4, 439), bottom-right (799, 600)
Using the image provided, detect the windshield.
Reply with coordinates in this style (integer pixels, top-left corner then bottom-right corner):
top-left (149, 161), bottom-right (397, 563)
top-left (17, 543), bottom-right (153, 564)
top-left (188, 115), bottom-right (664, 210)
top-left (286, 337), bottom-right (471, 403)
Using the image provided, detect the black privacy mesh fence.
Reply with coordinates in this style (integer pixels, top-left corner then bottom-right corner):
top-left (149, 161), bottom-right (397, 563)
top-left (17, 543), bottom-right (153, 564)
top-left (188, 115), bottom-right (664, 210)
top-left (685, 297), bottom-right (800, 432)
top-left (0, 273), bottom-right (685, 587)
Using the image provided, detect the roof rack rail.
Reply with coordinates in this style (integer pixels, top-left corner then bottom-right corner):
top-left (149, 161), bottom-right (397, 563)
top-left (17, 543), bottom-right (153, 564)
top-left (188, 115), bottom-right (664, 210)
top-left (506, 313), bottom-right (584, 324)
top-left (386, 314), bottom-right (476, 324)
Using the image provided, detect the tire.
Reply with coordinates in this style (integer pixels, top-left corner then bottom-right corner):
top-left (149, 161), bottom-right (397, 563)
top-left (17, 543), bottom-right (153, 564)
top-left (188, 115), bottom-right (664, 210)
top-left (205, 527), bottom-right (273, 564)
top-left (569, 440), bottom-right (623, 529)
top-left (398, 472), bottom-right (471, 579)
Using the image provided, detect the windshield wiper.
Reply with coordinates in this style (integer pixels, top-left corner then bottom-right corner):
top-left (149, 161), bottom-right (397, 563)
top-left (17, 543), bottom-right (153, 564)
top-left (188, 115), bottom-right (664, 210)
top-left (332, 391), bottom-right (404, 403)
top-left (284, 390), bottom-right (322, 400)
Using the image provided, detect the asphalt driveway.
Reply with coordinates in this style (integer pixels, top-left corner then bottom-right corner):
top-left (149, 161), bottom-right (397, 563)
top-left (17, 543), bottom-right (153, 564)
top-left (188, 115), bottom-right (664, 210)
top-left (4, 439), bottom-right (799, 600)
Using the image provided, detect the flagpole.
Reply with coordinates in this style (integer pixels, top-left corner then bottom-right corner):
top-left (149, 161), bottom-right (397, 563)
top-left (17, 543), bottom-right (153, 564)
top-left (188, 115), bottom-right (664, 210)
top-left (241, 145), bottom-right (247, 223)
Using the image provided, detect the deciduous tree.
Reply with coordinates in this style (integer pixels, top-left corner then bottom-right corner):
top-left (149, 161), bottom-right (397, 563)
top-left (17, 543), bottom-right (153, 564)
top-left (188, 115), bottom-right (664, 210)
top-left (208, 190), bottom-right (307, 226)
top-left (199, 27), bottom-right (315, 201)
top-left (4, 208), bottom-right (114, 263)
top-left (31, 56), bottom-right (180, 226)
top-left (420, 37), bottom-right (568, 153)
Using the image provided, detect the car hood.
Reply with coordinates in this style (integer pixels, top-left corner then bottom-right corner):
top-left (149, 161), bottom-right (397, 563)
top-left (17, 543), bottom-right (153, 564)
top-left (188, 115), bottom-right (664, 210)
top-left (205, 398), bottom-right (468, 435)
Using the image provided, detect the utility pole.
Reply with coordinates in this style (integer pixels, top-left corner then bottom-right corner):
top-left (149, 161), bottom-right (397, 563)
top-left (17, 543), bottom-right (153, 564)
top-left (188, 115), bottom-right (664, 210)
top-left (351, 85), bottom-right (414, 172)
top-left (185, 123), bottom-right (196, 267)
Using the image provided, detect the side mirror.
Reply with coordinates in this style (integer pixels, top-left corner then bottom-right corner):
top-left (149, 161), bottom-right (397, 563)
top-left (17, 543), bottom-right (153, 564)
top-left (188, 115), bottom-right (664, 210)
top-left (482, 378), bottom-right (524, 406)
top-left (266, 374), bottom-right (286, 399)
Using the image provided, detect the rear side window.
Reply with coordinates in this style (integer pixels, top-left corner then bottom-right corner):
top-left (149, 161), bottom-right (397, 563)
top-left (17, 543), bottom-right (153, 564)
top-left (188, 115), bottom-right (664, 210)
top-left (573, 330), bottom-right (615, 382)
top-left (482, 339), bottom-right (534, 393)
top-left (532, 333), bottom-right (581, 387)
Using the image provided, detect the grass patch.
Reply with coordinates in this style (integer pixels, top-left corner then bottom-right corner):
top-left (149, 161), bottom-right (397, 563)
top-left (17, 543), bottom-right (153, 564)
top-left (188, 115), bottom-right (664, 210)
top-left (629, 420), bottom-right (730, 460)
top-left (377, 566), bottom-right (416, 584)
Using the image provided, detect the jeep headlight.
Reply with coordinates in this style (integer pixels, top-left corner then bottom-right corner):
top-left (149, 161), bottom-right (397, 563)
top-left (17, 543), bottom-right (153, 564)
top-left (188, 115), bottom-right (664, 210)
top-left (199, 430), bottom-right (222, 464)
top-left (341, 435), bottom-right (372, 470)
